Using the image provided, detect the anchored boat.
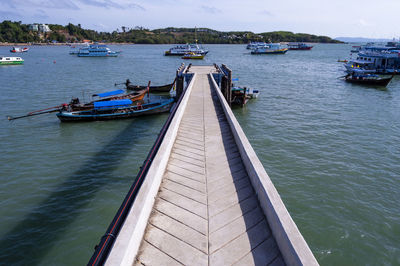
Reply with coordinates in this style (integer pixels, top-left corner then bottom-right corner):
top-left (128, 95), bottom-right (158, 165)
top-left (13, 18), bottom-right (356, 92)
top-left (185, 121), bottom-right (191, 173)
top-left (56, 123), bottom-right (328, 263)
top-left (288, 42), bottom-right (313, 50)
top-left (121, 79), bottom-right (174, 93)
top-left (10, 47), bottom-right (29, 53)
top-left (77, 44), bottom-right (120, 57)
top-left (181, 52), bottom-right (205, 59)
top-left (344, 73), bottom-right (394, 86)
top-left (164, 43), bottom-right (208, 56)
top-left (7, 88), bottom-right (148, 121)
top-left (68, 89), bottom-right (147, 111)
top-left (251, 43), bottom-right (288, 54)
top-left (345, 45), bottom-right (400, 74)
top-left (0, 56), bottom-right (24, 65)
top-left (56, 98), bottom-right (175, 122)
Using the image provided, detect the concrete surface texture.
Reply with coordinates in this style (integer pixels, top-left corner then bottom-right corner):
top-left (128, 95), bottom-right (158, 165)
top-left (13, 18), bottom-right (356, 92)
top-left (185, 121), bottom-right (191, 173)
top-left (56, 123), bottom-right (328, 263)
top-left (135, 66), bottom-right (285, 265)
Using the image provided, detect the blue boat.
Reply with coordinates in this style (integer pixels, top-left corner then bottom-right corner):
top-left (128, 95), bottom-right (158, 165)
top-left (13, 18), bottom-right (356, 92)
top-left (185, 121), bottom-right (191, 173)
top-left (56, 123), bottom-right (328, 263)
top-left (345, 45), bottom-right (400, 74)
top-left (56, 98), bottom-right (174, 122)
top-left (251, 43), bottom-right (288, 54)
top-left (77, 43), bottom-right (120, 57)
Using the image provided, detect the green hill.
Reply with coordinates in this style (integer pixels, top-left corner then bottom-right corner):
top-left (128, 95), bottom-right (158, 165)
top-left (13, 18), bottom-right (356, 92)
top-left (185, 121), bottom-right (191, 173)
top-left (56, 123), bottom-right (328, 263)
top-left (0, 21), bottom-right (342, 44)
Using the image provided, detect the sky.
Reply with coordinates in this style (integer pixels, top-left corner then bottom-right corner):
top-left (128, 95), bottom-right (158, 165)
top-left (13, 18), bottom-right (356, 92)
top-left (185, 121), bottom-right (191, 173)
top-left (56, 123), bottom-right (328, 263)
top-left (1, 0), bottom-right (399, 39)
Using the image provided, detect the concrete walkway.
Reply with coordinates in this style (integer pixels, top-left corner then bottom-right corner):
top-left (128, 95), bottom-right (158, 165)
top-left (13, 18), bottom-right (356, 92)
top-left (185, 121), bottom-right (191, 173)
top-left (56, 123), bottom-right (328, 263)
top-left (135, 66), bottom-right (285, 265)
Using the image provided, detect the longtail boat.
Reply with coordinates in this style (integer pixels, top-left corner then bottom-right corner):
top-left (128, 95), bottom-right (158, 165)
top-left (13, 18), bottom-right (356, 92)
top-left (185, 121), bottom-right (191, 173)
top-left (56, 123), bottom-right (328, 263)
top-left (56, 98), bottom-right (174, 122)
top-left (7, 84), bottom-right (150, 121)
top-left (69, 89), bottom-right (147, 111)
top-left (344, 73), bottom-right (394, 86)
top-left (120, 79), bottom-right (174, 93)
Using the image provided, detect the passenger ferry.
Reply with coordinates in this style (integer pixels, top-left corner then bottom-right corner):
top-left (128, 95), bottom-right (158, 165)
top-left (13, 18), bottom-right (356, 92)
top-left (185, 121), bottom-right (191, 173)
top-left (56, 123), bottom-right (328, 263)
top-left (251, 43), bottom-right (288, 54)
top-left (0, 56), bottom-right (24, 65)
top-left (77, 44), bottom-right (119, 57)
top-left (164, 43), bottom-right (208, 56)
top-left (345, 46), bottom-right (400, 74)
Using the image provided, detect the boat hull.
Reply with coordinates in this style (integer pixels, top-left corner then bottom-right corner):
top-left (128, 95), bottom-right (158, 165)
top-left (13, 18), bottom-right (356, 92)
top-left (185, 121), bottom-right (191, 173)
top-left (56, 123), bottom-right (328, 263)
top-left (57, 99), bottom-right (174, 122)
top-left (251, 48), bottom-right (288, 54)
top-left (0, 57), bottom-right (24, 65)
top-left (78, 53), bottom-right (119, 57)
top-left (165, 51), bottom-right (208, 56)
top-left (182, 55), bottom-right (205, 59)
top-left (127, 83), bottom-right (173, 93)
top-left (345, 75), bottom-right (393, 86)
top-left (288, 47), bottom-right (313, 50)
top-left (0, 61), bottom-right (24, 65)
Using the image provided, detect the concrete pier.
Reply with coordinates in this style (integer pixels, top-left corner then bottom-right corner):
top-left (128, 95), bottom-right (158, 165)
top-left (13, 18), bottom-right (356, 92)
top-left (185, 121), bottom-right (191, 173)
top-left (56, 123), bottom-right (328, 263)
top-left (104, 66), bottom-right (318, 266)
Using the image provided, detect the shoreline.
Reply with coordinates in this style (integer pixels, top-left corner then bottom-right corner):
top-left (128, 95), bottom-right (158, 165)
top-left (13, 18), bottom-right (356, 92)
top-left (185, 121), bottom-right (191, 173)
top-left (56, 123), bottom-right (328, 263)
top-left (0, 42), bottom-right (136, 46)
top-left (0, 41), bottom-right (335, 47)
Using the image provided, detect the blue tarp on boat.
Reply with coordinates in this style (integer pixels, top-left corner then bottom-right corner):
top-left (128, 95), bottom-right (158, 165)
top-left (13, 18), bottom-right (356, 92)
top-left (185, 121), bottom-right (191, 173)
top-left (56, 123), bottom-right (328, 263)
top-left (93, 89), bottom-right (124, 98)
top-left (94, 99), bottom-right (132, 109)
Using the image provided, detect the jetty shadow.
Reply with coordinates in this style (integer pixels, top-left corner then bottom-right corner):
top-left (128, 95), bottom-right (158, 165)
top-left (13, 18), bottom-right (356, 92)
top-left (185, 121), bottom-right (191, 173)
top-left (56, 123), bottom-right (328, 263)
top-left (209, 76), bottom-right (283, 265)
top-left (0, 118), bottom-right (159, 265)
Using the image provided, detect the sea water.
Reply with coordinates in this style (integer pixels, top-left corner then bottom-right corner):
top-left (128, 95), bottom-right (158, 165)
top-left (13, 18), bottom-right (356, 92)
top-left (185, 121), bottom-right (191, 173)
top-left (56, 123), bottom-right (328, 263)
top-left (0, 44), bottom-right (399, 265)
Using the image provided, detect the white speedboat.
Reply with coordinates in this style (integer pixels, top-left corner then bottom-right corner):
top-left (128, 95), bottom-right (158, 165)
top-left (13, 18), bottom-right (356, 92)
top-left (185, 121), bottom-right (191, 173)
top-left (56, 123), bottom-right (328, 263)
top-left (0, 56), bottom-right (24, 65)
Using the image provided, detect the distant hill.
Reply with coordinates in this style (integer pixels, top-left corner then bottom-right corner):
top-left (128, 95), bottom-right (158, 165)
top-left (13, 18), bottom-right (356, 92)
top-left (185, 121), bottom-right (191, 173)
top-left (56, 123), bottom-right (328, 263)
top-left (0, 20), bottom-right (342, 44)
top-left (335, 37), bottom-right (393, 43)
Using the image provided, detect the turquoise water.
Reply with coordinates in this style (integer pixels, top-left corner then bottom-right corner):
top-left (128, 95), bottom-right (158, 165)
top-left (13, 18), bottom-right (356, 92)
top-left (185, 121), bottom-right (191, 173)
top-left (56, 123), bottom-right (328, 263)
top-left (0, 44), bottom-right (399, 265)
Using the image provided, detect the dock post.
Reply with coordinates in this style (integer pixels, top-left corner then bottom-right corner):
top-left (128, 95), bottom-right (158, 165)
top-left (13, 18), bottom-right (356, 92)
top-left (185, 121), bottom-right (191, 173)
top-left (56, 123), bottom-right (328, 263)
top-left (221, 64), bottom-right (232, 107)
top-left (175, 63), bottom-right (185, 99)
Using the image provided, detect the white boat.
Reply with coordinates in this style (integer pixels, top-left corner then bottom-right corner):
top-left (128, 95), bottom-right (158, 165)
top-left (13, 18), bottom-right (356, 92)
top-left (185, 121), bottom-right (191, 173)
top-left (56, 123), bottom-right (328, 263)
top-left (10, 47), bottom-right (29, 53)
top-left (246, 87), bottom-right (260, 98)
top-left (0, 56), bottom-right (24, 65)
top-left (246, 42), bottom-right (267, 50)
top-left (77, 44), bottom-right (120, 57)
top-left (69, 43), bottom-right (90, 54)
top-left (164, 43), bottom-right (208, 56)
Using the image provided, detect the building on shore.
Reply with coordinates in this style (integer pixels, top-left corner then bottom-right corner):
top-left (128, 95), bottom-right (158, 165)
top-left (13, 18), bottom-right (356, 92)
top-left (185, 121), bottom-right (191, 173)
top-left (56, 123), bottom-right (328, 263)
top-left (29, 24), bottom-right (51, 33)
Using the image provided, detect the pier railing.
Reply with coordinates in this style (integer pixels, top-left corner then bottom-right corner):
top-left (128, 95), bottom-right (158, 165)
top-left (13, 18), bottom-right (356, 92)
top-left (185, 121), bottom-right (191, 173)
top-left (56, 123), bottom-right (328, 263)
top-left (213, 63), bottom-right (232, 106)
top-left (209, 74), bottom-right (318, 265)
top-left (88, 64), bottom-right (195, 266)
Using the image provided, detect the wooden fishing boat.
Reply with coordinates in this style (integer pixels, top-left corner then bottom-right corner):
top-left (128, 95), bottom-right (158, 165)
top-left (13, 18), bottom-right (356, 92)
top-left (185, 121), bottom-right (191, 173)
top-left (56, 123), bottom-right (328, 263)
top-left (123, 79), bottom-right (174, 93)
top-left (344, 73), bottom-right (394, 86)
top-left (68, 89), bottom-right (147, 111)
top-left (56, 98), bottom-right (174, 122)
top-left (7, 88), bottom-right (147, 121)
top-left (231, 87), bottom-right (251, 107)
